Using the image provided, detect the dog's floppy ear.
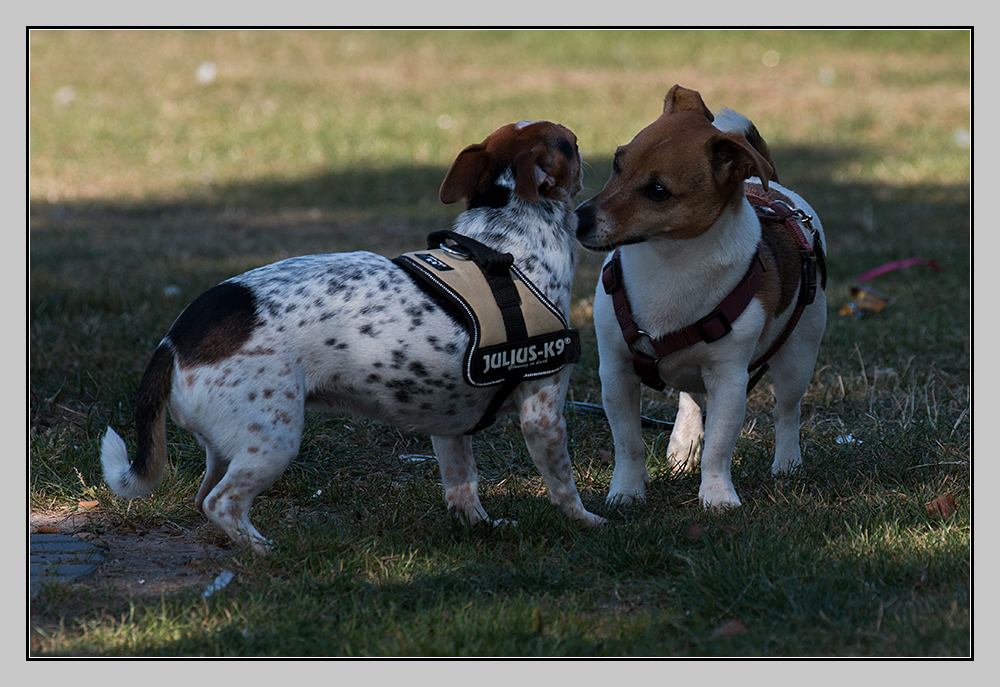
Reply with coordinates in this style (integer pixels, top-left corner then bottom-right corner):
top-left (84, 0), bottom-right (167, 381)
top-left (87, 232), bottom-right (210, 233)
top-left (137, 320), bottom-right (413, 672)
top-left (513, 143), bottom-right (562, 204)
top-left (711, 133), bottom-right (773, 192)
top-left (439, 143), bottom-right (491, 205)
top-left (663, 84), bottom-right (715, 122)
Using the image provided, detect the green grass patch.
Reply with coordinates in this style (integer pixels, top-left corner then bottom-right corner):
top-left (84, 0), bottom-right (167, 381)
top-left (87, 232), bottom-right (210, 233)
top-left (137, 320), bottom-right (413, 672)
top-left (30, 29), bottom-right (969, 657)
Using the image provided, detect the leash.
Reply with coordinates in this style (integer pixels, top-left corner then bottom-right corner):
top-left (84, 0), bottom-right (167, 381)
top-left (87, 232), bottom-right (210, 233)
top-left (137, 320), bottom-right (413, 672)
top-left (855, 256), bottom-right (940, 283)
top-left (603, 192), bottom-right (826, 395)
top-left (568, 401), bottom-right (674, 430)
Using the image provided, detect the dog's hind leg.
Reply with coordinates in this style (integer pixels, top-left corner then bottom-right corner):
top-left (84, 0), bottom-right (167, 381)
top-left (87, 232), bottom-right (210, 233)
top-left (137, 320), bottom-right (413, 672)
top-left (768, 297), bottom-right (826, 474)
top-left (518, 375), bottom-right (604, 526)
top-left (769, 370), bottom-right (805, 474)
top-left (200, 444), bottom-right (299, 554)
top-left (432, 434), bottom-right (491, 526)
top-left (667, 392), bottom-right (704, 472)
top-left (195, 443), bottom-right (228, 515)
top-left (197, 403), bottom-right (305, 554)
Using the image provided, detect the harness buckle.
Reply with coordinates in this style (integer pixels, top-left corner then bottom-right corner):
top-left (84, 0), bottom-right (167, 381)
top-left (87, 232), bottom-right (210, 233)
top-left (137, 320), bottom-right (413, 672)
top-left (631, 350), bottom-right (666, 391)
top-left (694, 309), bottom-right (733, 343)
top-left (439, 242), bottom-right (473, 260)
top-left (792, 208), bottom-right (814, 230)
top-left (762, 200), bottom-right (791, 220)
top-left (602, 255), bottom-right (624, 295)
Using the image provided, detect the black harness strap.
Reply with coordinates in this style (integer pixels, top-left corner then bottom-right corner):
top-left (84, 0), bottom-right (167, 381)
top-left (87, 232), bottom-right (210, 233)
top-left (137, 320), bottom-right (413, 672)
top-left (427, 231), bottom-right (529, 343)
top-left (399, 231), bottom-right (576, 434)
top-left (437, 232), bottom-right (534, 434)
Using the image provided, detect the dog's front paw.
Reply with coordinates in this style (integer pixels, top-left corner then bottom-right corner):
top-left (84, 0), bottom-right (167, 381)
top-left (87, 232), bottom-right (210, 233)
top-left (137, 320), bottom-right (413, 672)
top-left (606, 462), bottom-right (649, 506)
top-left (698, 479), bottom-right (741, 510)
top-left (557, 501), bottom-right (607, 527)
top-left (444, 483), bottom-right (491, 527)
top-left (667, 442), bottom-right (701, 472)
top-left (449, 505), bottom-right (489, 527)
top-left (606, 486), bottom-right (646, 507)
top-left (771, 449), bottom-right (803, 475)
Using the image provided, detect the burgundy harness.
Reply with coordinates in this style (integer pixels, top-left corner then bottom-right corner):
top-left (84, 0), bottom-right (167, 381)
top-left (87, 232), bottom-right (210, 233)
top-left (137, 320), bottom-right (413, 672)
top-left (600, 192), bottom-right (826, 394)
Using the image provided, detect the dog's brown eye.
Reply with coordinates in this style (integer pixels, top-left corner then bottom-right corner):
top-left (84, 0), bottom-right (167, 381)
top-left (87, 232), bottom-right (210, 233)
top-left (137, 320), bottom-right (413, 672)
top-left (644, 183), bottom-right (671, 202)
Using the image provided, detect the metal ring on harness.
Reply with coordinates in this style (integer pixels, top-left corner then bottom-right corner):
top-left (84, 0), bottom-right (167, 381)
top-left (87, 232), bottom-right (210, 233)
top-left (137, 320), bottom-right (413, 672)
top-left (771, 199), bottom-right (815, 227)
top-left (439, 242), bottom-right (473, 260)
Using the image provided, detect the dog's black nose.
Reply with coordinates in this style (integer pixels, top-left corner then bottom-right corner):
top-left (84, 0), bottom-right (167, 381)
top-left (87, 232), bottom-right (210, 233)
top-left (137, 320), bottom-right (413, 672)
top-left (575, 201), bottom-right (596, 239)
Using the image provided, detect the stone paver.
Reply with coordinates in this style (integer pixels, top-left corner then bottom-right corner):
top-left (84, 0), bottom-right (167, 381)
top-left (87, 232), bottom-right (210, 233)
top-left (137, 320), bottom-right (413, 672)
top-left (30, 533), bottom-right (105, 596)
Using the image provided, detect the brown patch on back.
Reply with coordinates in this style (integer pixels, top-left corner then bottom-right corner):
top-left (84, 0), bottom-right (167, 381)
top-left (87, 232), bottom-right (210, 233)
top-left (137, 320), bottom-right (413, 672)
top-left (167, 281), bottom-right (262, 368)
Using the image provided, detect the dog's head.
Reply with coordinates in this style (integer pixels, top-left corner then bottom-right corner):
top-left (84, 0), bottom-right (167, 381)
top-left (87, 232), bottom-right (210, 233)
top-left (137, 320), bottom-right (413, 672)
top-left (576, 85), bottom-right (773, 251)
top-left (440, 121), bottom-right (583, 208)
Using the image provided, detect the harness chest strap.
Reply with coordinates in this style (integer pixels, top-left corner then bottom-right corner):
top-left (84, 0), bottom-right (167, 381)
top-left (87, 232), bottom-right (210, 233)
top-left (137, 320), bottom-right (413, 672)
top-left (602, 241), bottom-right (765, 392)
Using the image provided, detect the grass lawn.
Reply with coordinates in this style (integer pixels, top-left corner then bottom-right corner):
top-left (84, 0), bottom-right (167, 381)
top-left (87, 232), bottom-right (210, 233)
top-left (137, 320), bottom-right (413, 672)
top-left (29, 29), bottom-right (970, 658)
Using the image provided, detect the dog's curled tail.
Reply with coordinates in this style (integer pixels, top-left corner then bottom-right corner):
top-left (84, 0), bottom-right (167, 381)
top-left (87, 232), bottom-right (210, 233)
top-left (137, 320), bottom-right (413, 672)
top-left (101, 344), bottom-right (175, 499)
top-left (714, 107), bottom-right (780, 184)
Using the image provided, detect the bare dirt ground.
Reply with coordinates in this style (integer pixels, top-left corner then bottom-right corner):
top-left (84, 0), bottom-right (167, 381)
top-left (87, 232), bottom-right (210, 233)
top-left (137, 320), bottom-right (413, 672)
top-left (30, 508), bottom-right (235, 599)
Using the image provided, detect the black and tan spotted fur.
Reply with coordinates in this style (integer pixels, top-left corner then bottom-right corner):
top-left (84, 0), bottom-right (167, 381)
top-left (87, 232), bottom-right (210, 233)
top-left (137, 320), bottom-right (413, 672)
top-left (102, 121), bottom-right (604, 553)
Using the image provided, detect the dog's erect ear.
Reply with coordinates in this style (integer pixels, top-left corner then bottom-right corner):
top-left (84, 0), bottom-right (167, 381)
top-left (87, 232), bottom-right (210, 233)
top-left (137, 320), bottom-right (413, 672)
top-left (711, 134), bottom-right (773, 193)
top-left (663, 84), bottom-right (715, 123)
top-left (439, 143), bottom-right (491, 205)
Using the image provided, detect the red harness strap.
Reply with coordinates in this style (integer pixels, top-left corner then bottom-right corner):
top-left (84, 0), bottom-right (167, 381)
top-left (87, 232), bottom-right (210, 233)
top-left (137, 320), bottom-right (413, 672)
top-left (602, 193), bottom-right (825, 393)
top-left (744, 193), bottom-right (825, 378)
top-left (602, 241), bottom-right (765, 391)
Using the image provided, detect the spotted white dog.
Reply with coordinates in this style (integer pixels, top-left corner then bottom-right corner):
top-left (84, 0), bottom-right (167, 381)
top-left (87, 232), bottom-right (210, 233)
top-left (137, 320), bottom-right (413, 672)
top-left (101, 121), bottom-right (604, 554)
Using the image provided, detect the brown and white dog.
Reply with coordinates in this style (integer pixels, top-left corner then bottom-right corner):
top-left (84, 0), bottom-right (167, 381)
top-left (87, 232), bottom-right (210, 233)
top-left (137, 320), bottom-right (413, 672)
top-left (101, 120), bottom-right (604, 554)
top-left (576, 86), bottom-right (826, 509)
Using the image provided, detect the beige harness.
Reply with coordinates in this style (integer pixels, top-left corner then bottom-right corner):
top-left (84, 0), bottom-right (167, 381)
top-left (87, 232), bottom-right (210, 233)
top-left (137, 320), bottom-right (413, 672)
top-left (393, 231), bottom-right (580, 432)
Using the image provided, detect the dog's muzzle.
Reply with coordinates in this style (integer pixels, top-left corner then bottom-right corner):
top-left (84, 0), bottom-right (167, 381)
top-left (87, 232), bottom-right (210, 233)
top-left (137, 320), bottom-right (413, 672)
top-left (575, 201), bottom-right (628, 252)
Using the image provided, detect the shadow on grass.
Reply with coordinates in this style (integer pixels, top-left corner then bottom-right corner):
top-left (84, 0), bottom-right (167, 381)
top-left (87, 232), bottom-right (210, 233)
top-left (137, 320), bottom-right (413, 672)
top-left (29, 141), bottom-right (969, 308)
top-left (30, 140), bottom-right (970, 234)
top-left (28, 136), bottom-right (970, 423)
top-left (94, 489), bottom-right (969, 657)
